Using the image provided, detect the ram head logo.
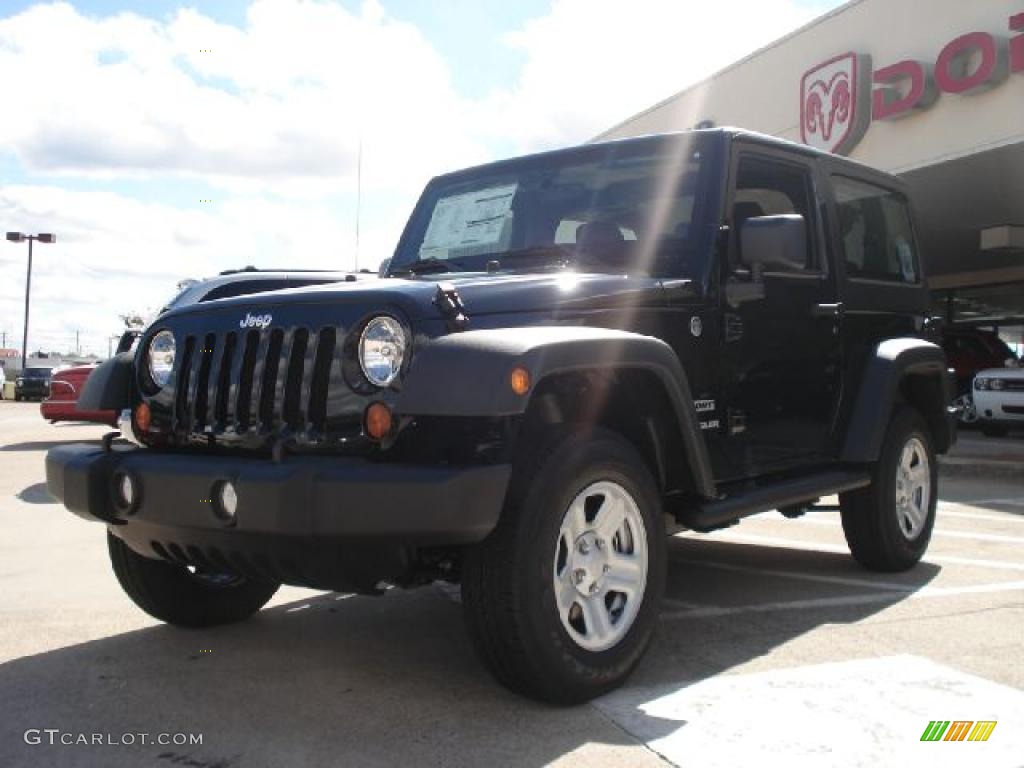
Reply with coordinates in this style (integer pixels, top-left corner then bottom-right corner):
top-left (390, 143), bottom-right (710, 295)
top-left (800, 52), bottom-right (871, 155)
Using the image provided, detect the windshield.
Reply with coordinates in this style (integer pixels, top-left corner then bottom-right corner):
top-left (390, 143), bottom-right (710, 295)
top-left (24, 368), bottom-right (51, 377)
top-left (392, 135), bottom-right (712, 277)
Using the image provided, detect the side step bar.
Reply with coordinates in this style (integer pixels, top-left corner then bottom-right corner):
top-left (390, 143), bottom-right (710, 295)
top-left (681, 470), bottom-right (871, 533)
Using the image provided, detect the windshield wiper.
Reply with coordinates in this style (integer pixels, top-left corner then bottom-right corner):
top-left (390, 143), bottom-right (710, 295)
top-left (392, 257), bottom-right (461, 276)
top-left (487, 245), bottom-right (573, 268)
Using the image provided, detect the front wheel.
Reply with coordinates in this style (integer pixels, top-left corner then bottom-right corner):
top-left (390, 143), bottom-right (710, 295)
top-left (462, 429), bottom-right (666, 705)
top-left (840, 407), bottom-right (937, 572)
top-left (107, 532), bottom-right (280, 627)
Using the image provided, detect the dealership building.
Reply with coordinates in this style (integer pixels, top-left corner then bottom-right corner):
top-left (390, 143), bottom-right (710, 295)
top-left (599, 0), bottom-right (1023, 345)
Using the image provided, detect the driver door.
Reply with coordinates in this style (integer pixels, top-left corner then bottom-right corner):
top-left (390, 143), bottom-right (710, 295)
top-left (719, 148), bottom-right (843, 477)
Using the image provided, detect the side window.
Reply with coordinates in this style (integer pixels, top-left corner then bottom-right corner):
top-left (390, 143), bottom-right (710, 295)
top-left (832, 175), bottom-right (919, 284)
top-left (732, 156), bottom-right (819, 273)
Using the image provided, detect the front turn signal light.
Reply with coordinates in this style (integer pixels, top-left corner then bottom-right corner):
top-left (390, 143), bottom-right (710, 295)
top-left (510, 367), bottom-right (531, 396)
top-left (365, 402), bottom-right (393, 441)
top-left (134, 403), bottom-right (151, 433)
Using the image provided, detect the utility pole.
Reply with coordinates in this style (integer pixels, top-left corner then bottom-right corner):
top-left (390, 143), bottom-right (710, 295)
top-left (5, 232), bottom-right (56, 372)
top-left (355, 136), bottom-right (362, 272)
top-left (23, 236), bottom-right (33, 370)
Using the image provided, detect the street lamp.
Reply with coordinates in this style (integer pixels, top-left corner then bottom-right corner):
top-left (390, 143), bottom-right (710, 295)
top-left (6, 232), bottom-right (56, 372)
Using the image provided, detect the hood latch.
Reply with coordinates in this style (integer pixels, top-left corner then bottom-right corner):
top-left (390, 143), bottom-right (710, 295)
top-left (434, 282), bottom-right (469, 332)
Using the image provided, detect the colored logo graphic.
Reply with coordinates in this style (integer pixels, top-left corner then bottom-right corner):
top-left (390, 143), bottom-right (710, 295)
top-left (920, 720), bottom-right (998, 742)
top-left (799, 52), bottom-right (871, 155)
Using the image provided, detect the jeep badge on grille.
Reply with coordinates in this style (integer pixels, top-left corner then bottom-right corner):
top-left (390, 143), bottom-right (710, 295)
top-left (239, 312), bottom-right (272, 329)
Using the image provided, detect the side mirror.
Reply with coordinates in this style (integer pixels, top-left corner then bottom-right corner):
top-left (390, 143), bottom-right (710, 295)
top-left (740, 214), bottom-right (807, 276)
top-left (378, 258), bottom-right (392, 278)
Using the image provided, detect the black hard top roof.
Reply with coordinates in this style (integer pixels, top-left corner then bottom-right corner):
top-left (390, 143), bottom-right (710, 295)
top-left (432, 126), bottom-right (895, 187)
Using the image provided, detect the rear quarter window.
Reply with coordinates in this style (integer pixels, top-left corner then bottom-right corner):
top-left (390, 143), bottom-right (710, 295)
top-left (832, 175), bottom-right (920, 284)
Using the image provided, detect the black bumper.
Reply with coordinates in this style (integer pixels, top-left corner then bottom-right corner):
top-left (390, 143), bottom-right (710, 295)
top-left (46, 444), bottom-right (511, 590)
top-left (16, 382), bottom-right (49, 398)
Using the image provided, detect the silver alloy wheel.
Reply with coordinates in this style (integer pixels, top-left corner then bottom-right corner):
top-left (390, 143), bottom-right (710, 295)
top-left (953, 393), bottom-right (978, 424)
top-left (895, 436), bottom-right (931, 540)
top-left (553, 480), bottom-right (648, 652)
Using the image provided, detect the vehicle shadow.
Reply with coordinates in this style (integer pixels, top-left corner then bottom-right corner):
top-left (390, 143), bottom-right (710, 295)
top-left (15, 483), bottom-right (55, 504)
top-left (0, 538), bottom-right (939, 768)
top-left (0, 438), bottom-right (104, 452)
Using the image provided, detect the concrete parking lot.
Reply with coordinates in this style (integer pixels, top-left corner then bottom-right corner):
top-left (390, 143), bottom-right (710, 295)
top-left (1, 400), bottom-right (1022, 767)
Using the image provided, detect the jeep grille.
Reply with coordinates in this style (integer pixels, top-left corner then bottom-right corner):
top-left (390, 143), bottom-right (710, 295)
top-left (172, 325), bottom-right (338, 440)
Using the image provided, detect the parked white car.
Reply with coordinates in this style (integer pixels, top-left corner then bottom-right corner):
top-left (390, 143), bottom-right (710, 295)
top-left (973, 366), bottom-right (1024, 436)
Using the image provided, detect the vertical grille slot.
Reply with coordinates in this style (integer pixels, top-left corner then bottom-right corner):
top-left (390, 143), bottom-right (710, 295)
top-left (174, 336), bottom-right (196, 431)
top-left (235, 330), bottom-right (261, 431)
top-left (192, 333), bottom-right (216, 431)
top-left (308, 327), bottom-right (336, 431)
top-left (212, 332), bottom-right (237, 428)
top-left (258, 329), bottom-right (285, 428)
top-left (283, 328), bottom-right (310, 429)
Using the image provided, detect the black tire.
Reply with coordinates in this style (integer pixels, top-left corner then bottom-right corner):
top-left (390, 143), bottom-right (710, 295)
top-left (462, 428), bottom-right (666, 705)
top-left (980, 423), bottom-right (1008, 438)
top-left (840, 407), bottom-right (937, 572)
top-left (107, 532), bottom-right (280, 627)
top-left (14, 394), bottom-right (21, 402)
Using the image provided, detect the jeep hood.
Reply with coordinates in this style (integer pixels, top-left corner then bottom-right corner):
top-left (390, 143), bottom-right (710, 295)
top-left (159, 271), bottom-right (689, 325)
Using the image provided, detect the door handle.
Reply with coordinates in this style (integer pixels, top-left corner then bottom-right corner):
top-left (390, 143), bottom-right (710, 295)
top-left (811, 302), bottom-right (844, 319)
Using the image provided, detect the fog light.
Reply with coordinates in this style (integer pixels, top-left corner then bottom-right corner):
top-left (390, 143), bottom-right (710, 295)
top-left (113, 472), bottom-right (139, 513)
top-left (365, 402), bottom-right (393, 441)
top-left (216, 481), bottom-right (238, 523)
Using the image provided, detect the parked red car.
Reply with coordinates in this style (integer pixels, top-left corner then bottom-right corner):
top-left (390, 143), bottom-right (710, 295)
top-left (40, 365), bottom-right (118, 426)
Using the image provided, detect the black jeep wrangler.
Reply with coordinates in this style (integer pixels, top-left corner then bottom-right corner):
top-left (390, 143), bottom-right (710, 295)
top-left (46, 128), bottom-right (954, 704)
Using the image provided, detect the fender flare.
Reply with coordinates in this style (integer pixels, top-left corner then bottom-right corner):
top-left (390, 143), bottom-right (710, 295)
top-left (394, 326), bottom-right (716, 498)
top-left (78, 352), bottom-right (134, 411)
top-left (840, 338), bottom-right (955, 463)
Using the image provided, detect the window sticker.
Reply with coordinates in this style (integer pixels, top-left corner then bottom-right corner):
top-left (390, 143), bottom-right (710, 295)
top-left (897, 239), bottom-right (916, 283)
top-left (419, 184), bottom-right (517, 258)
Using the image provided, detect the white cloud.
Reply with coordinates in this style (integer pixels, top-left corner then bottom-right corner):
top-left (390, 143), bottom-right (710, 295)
top-left (0, 0), bottom-right (834, 358)
top-left (0, 0), bottom-right (489, 191)
top-left (485, 0), bottom-right (822, 152)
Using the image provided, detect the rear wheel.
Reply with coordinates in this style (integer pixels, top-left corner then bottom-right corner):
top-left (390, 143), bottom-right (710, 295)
top-left (107, 532), bottom-right (279, 627)
top-left (840, 407), bottom-right (937, 572)
top-left (462, 429), bottom-right (666, 704)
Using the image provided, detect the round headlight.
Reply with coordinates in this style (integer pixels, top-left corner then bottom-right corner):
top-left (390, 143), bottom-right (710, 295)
top-left (991, 379), bottom-right (1006, 391)
top-left (147, 330), bottom-right (177, 389)
top-left (975, 378), bottom-right (990, 390)
top-left (358, 316), bottom-right (406, 387)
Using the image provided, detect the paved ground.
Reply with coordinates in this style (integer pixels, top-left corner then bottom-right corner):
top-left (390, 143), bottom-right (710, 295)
top-left (1, 400), bottom-right (1021, 767)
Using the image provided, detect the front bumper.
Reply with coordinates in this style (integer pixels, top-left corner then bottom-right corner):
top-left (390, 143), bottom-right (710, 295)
top-left (16, 382), bottom-right (49, 398)
top-left (46, 443), bottom-right (511, 590)
top-left (974, 390), bottom-right (1024, 425)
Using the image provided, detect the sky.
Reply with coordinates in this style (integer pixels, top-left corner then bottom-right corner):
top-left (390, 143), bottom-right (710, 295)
top-left (0, 0), bottom-right (843, 357)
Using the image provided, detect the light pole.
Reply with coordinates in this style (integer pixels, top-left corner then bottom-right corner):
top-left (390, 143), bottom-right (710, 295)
top-left (6, 232), bottom-right (56, 372)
